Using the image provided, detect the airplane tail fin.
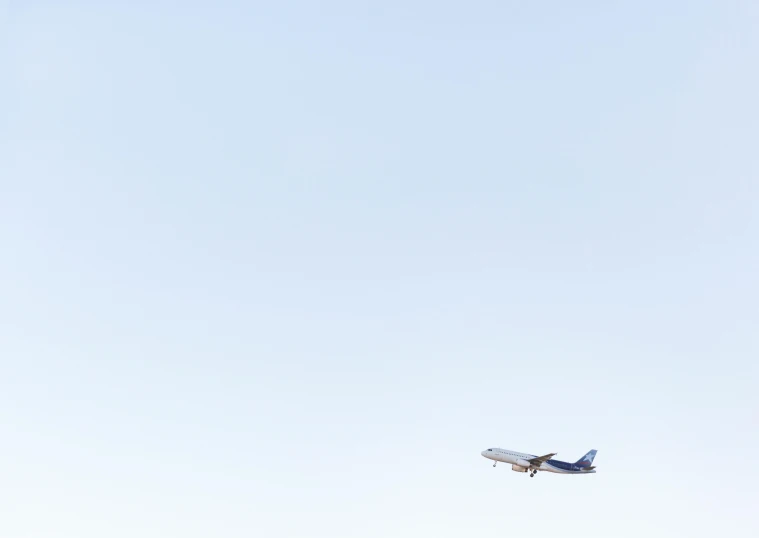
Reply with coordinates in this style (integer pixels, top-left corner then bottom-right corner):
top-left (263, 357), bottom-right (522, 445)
top-left (574, 449), bottom-right (597, 468)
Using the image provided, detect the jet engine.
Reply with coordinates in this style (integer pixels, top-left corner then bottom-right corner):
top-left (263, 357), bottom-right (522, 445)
top-left (511, 464), bottom-right (528, 473)
top-left (515, 458), bottom-right (532, 469)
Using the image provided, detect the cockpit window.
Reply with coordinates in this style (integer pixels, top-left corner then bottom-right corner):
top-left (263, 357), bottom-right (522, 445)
top-left (488, 449), bottom-right (492, 451)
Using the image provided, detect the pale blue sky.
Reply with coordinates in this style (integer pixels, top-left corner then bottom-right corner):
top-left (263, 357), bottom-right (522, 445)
top-left (2, 1), bottom-right (758, 537)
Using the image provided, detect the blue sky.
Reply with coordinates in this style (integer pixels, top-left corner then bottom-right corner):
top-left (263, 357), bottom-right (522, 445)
top-left (2, 1), bottom-right (758, 537)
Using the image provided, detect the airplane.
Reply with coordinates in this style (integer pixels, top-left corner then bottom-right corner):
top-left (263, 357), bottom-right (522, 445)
top-left (481, 447), bottom-right (598, 477)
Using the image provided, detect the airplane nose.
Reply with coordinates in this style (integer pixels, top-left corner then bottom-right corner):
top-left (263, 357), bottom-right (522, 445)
top-left (481, 450), bottom-right (488, 457)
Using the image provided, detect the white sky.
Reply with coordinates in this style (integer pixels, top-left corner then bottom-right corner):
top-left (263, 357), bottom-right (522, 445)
top-left (2, 2), bottom-right (758, 537)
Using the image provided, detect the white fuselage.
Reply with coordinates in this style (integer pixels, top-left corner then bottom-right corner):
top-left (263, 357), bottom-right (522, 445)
top-left (481, 447), bottom-right (596, 474)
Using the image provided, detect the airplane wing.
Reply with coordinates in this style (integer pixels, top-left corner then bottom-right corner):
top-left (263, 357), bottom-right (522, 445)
top-left (528, 453), bottom-right (557, 465)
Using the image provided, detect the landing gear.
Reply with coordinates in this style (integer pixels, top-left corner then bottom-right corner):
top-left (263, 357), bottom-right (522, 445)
top-left (493, 462), bottom-right (497, 467)
top-left (530, 471), bottom-right (536, 477)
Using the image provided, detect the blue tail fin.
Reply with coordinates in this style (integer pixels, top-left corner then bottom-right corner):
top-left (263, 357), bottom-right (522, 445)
top-left (575, 449), bottom-right (597, 467)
